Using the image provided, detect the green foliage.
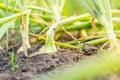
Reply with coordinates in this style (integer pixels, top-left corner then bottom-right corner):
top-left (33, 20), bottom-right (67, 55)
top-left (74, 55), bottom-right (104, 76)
top-left (10, 52), bottom-right (18, 72)
top-left (0, 20), bottom-right (15, 39)
top-left (62, 0), bottom-right (85, 16)
top-left (0, 10), bottom-right (31, 24)
top-left (76, 0), bottom-right (119, 49)
top-left (76, 0), bottom-right (113, 32)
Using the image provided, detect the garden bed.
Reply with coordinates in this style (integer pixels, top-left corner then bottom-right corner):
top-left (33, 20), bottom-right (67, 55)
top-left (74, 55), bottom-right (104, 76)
top-left (0, 42), bottom-right (98, 80)
top-left (0, 0), bottom-right (120, 80)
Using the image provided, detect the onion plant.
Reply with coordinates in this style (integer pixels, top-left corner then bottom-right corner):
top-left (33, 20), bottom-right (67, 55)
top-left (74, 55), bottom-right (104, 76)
top-left (0, 10), bottom-right (31, 56)
top-left (39, 0), bottom-right (65, 53)
top-left (1, 0), bottom-right (120, 54)
top-left (76, 0), bottom-right (119, 50)
top-left (17, 12), bottom-right (31, 57)
top-left (41, 0), bottom-right (120, 53)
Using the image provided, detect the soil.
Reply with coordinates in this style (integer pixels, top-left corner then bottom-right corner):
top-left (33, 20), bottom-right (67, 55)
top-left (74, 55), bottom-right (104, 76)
top-left (0, 42), bottom-right (98, 80)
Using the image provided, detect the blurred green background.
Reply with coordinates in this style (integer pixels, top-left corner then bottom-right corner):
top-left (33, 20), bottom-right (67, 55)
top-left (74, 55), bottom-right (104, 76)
top-left (0, 0), bottom-right (120, 17)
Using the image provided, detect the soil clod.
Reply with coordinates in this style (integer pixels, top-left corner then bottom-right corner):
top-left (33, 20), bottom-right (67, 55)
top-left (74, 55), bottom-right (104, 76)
top-left (83, 43), bottom-right (98, 55)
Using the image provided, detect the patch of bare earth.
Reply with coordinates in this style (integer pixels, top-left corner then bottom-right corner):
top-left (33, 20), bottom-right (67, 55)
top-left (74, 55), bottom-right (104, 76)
top-left (0, 43), bottom-right (98, 80)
